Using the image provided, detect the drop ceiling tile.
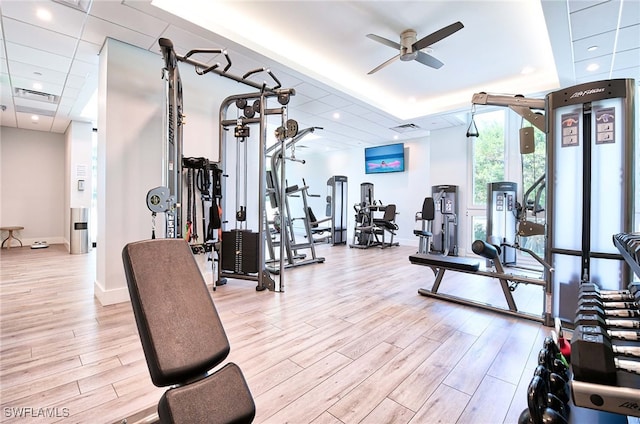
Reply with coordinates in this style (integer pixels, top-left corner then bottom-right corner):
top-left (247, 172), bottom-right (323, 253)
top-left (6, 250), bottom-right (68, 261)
top-left (75, 40), bottom-right (101, 64)
top-left (3, 17), bottom-right (78, 58)
top-left (1, 0), bottom-right (88, 38)
top-left (574, 55), bottom-right (612, 79)
top-left (66, 74), bottom-right (87, 89)
top-left (5, 42), bottom-right (72, 74)
top-left (621, 1), bottom-right (640, 28)
top-left (572, 32), bottom-right (616, 61)
top-left (295, 99), bottom-right (336, 115)
top-left (616, 24), bottom-right (640, 52)
top-left (612, 49), bottom-right (640, 71)
top-left (89, 1), bottom-right (168, 38)
top-left (16, 112), bottom-right (54, 130)
top-left (570, 2), bottom-right (620, 40)
top-left (294, 81), bottom-right (330, 100)
top-left (80, 15), bottom-right (156, 50)
top-left (68, 58), bottom-right (95, 77)
top-left (7, 60), bottom-right (68, 85)
top-left (51, 117), bottom-right (71, 133)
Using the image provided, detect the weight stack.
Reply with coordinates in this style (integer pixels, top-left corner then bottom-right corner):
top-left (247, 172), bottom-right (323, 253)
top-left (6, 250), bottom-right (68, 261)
top-left (221, 230), bottom-right (259, 274)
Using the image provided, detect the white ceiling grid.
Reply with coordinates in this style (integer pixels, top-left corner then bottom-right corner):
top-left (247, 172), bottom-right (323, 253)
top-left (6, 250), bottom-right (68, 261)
top-left (0, 0), bottom-right (637, 152)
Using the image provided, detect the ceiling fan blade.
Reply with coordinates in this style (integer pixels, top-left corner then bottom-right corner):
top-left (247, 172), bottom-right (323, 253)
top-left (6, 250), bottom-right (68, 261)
top-left (366, 33), bottom-right (401, 50)
top-left (367, 54), bottom-right (400, 75)
top-left (415, 51), bottom-right (444, 69)
top-left (413, 21), bottom-right (464, 51)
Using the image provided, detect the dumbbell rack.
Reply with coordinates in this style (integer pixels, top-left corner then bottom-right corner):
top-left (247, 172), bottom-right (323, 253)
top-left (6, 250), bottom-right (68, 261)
top-left (570, 232), bottom-right (640, 419)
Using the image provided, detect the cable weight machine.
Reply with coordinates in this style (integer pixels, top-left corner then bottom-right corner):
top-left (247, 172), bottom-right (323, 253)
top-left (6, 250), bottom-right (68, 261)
top-left (145, 37), bottom-right (297, 293)
top-left (218, 88), bottom-right (297, 293)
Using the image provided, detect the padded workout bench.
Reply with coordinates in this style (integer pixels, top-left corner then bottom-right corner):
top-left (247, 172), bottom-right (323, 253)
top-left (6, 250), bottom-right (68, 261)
top-left (411, 239), bottom-right (553, 325)
top-left (121, 239), bottom-right (255, 424)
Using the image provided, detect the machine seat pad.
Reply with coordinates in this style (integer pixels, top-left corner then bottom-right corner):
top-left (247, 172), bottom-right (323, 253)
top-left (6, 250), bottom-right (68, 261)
top-left (409, 253), bottom-right (480, 272)
top-left (122, 239), bottom-right (231, 387)
top-left (413, 230), bottom-right (433, 237)
top-left (158, 362), bottom-right (256, 424)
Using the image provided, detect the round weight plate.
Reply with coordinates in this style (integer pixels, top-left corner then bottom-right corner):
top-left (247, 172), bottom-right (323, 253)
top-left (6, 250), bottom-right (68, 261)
top-left (252, 99), bottom-right (261, 113)
top-left (244, 105), bottom-right (255, 118)
top-left (285, 119), bottom-right (298, 138)
top-left (235, 98), bottom-right (247, 109)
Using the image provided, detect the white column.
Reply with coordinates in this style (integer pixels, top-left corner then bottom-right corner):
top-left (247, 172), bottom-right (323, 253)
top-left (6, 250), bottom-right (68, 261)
top-left (94, 38), bottom-right (163, 305)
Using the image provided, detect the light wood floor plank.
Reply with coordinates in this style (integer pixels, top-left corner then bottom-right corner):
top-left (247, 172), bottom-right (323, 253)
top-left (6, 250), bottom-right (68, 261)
top-left (328, 335), bottom-right (440, 423)
top-left (408, 384), bottom-right (471, 424)
top-left (0, 243), bottom-right (554, 423)
top-left (456, 375), bottom-right (517, 424)
top-left (261, 342), bottom-right (402, 424)
top-left (253, 351), bottom-right (351, 422)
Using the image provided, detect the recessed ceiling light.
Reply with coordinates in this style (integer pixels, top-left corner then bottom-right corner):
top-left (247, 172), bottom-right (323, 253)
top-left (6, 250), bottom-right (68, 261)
top-left (587, 45), bottom-right (598, 52)
top-left (332, 112), bottom-right (340, 119)
top-left (36, 8), bottom-right (52, 21)
top-left (586, 63), bottom-right (600, 72)
top-left (33, 82), bottom-right (43, 90)
top-left (31, 115), bottom-right (40, 121)
top-left (393, 135), bottom-right (399, 140)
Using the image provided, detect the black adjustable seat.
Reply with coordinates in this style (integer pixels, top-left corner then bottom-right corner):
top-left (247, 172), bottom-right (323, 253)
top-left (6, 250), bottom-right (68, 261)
top-left (122, 238), bottom-right (255, 424)
top-left (414, 197), bottom-right (435, 254)
top-left (306, 206), bottom-right (331, 235)
top-left (373, 204), bottom-right (399, 247)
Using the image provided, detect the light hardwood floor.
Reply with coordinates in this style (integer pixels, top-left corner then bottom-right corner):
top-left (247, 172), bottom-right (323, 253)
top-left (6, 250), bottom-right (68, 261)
top-left (0, 242), bottom-right (552, 423)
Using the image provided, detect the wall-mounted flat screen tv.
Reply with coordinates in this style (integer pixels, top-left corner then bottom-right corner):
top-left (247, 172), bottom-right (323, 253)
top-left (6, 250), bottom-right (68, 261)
top-left (364, 143), bottom-right (405, 174)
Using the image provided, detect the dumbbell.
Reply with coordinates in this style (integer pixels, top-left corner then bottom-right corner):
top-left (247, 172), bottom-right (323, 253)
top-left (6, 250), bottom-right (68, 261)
top-left (615, 233), bottom-right (640, 260)
top-left (571, 325), bottom-right (640, 385)
top-left (518, 375), bottom-right (568, 424)
top-left (575, 312), bottom-right (640, 330)
top-left (580, 282), bottom-right (640, 302)
top-left (577, 303), bottom-right (640, 319)
top-left (578, 297), bottom-right (638, 311)
top-left (575, 325), bottom-right (640, 357)
top-left (574, 313), bottom-right (640, 341)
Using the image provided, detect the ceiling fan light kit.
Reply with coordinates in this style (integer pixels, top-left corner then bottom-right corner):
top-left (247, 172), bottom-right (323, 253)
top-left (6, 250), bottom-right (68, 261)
top-left (367, 21), bottom-right (464, 74)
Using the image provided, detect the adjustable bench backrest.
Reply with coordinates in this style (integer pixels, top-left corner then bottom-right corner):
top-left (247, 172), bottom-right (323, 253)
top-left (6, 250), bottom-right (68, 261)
top-left (122, 239), bottom-right (255, 423)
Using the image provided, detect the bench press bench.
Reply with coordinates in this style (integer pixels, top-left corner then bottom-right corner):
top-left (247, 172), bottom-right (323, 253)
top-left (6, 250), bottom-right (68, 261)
top-left (410, 239), bottom-right (553, 326)
top-left (120, 239), bottom-right (255, 423)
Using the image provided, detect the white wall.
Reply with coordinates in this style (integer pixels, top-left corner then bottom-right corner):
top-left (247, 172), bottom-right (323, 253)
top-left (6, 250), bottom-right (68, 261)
top-left (0, 126), bottom-right (66, 246)
top-left (284, 126), bottom-right (472, 250)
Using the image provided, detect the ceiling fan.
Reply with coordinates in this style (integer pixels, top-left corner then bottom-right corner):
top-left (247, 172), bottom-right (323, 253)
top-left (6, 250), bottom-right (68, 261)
top-left (366, 21), bottom-right (464, 75)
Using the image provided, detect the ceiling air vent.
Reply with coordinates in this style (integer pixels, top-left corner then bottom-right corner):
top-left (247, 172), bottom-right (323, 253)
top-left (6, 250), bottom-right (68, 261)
top-left (52, 0), bottom-right (91, 12)
top-left (14, 87), bottom-right (60, 104)
top-left (391, 123), bottom-right (421, 133)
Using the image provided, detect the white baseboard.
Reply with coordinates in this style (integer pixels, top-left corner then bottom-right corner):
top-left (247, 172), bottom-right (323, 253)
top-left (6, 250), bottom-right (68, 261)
top-left (94, 279), bottom-right (130, 305)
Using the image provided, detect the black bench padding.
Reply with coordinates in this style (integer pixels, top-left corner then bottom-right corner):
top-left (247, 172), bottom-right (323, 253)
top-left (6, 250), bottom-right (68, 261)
top-left (409, 253), bottom-right (480, 272)
top-left (158, 363), bottom-right (255, 424)
top-left (471, 239), bottom-right (499, 260)
top-left (123, 239), bottom-right (230, 386)
top-left (122, 239), bottom-right (256, 424)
